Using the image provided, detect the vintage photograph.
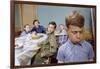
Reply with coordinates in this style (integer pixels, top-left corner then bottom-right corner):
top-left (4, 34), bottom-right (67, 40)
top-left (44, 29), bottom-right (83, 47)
top-left (11, 1), bottom-right (96, 68)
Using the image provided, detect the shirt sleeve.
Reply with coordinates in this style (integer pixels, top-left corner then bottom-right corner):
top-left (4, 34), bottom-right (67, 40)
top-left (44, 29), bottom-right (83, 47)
top-left (56, 46), bottom-right (65, 62)
top-left (41, 26), bottom-right (46, 33)
top-left (20, 31), bottom-right (26, 36)
top-left (87, 43), bottom-right (94, 60)
top-left (31, 27), bottom-right (36, 32)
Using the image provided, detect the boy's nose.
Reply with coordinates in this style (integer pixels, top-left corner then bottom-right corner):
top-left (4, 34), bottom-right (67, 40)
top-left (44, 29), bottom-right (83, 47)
top-left (77, 32), bottom-right (81, 38)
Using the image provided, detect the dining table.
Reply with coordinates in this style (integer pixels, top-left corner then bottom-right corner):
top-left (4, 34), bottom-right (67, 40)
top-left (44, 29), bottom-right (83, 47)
top-left (15, 33), bottom-right (48, 66)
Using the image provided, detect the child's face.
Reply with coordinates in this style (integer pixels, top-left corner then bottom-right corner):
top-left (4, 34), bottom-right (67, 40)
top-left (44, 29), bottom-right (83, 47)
top-left (24, 25), bottom-right (30, 32)
top-left (68, 25), bottom-right (83, 43)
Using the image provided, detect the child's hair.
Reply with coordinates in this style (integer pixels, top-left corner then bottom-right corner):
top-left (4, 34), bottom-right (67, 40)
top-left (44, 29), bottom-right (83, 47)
top-left (65, 11), bottom-right (84, 28)
top-left (49, 21), bottom-right (57, 29)
top-left (24, 24), bottom-right (30, 28)
top-left (33, 19), bottom-right (40, 25)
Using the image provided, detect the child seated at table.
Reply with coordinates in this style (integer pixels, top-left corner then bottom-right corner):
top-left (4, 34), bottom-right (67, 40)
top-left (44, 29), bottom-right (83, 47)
top-left (20, 24), bottom-right (31, 36)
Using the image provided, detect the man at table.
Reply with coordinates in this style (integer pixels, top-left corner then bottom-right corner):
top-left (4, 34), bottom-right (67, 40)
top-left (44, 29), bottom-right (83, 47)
top-left (31, 21), bottom-right (58, 64)
top-left (57, 11), bottom-right (94, 63)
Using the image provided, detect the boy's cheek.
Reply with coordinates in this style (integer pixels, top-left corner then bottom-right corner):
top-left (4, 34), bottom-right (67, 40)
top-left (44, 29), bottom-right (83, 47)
top-left (81, 35), bottom-right (84, 40)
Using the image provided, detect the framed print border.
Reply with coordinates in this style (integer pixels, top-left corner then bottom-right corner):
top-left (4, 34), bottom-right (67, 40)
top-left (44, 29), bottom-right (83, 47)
top-left (10, 0), bottom-right (96, 69)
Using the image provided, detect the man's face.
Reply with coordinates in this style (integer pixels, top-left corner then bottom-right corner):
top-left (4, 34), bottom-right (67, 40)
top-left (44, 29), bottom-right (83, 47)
top-left (68, 25), bottom-right (84, 43)
top-left (48, 24), bottom-right (56, 33)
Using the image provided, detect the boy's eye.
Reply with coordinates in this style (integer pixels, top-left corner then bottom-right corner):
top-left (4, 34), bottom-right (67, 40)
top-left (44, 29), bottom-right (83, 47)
top-left (72, 31), bottom-right (77, 34)
top-left (72, 31), bottom-right (83, 34)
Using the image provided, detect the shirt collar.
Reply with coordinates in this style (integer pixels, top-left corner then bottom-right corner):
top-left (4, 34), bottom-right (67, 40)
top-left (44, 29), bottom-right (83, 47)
top-left (67, 39), bottom-right (83, 47)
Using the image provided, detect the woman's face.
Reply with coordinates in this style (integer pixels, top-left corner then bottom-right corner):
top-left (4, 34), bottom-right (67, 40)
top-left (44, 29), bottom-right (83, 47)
top-left (59, 25), bottom-right (65, 30)
top-left (34, 21), bottom-right (39, 27)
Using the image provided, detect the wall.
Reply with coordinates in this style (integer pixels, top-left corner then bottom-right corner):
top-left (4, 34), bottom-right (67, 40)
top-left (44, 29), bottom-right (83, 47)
top-left (15, 4), bottom-right (38, 32)
top-left (37, 5), bottom-right (92, 32)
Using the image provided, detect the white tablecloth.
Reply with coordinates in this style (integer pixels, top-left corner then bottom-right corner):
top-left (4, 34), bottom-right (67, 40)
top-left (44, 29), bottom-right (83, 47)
top-left (15, 33), bottom-right (47, 66)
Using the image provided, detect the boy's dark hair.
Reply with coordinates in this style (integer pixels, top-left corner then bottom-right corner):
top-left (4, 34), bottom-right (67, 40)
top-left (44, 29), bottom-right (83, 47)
top-left (33, 19), bottom-right (40, 25)
top-left (66, 11), bottom-right (84, 28)
top-left (49, 21), bottom-right (57, 28)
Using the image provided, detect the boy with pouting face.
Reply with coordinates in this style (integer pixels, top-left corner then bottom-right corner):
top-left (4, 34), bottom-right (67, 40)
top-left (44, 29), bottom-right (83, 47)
top-left (57, 11), bottom-right (94, 63)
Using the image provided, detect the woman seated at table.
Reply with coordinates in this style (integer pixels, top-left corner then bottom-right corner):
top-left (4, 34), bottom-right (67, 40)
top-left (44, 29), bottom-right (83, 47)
top-left (20, 24), bottom-right (31, 36)
top-left (57, 24), bottom-right (68, 46)
top-left (31, 19), bottom-right (46, 33)
top-left (59, 24), bottom-right (67, 34)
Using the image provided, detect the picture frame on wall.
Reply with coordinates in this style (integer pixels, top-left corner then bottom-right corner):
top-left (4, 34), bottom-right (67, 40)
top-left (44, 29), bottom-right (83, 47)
top-left (10, 0), bottom-right (96, 69)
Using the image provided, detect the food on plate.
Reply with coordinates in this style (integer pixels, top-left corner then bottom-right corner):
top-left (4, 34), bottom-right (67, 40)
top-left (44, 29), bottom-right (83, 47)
top-left (31, 31), bottom-right (42, 39)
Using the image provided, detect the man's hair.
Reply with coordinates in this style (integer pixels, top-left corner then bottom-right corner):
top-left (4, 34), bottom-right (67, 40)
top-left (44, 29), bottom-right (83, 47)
top-left (33, 19), bottom-right (40, 25)
top-left (66, 11), bottom-right (85, 28)
top-left (49, 21), bottom-right (57, 28)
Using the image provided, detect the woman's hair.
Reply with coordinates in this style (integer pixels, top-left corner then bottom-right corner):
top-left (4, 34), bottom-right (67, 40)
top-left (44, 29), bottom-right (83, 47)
top-left (59, 24), bottom-right (64, 26)
top-left (33, 19), bottom-right (40, 25)
top-left (65, 11), bottom-right (84, 28)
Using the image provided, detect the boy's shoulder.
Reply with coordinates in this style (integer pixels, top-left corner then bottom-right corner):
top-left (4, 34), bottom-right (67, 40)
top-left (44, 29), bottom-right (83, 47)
top-left (82, 40), bottom-right (92, 48)
top-left (58, 40), bottom-right (70, 51)
top-left (59, 40), bottom-right (92, 51)
top-left (20, 31), bottom-right (26, 36)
